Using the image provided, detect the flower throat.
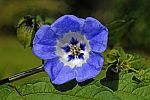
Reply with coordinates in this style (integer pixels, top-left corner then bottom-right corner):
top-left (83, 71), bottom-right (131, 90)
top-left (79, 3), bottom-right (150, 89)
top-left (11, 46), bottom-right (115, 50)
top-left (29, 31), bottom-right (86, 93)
top-left (61, 37), bottom-right (86, 61)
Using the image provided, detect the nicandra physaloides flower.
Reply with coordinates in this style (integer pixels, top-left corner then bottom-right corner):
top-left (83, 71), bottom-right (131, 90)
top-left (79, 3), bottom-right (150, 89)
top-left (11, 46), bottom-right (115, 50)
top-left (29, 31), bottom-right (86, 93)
top-left (32, 15), bottom-right (108, 84)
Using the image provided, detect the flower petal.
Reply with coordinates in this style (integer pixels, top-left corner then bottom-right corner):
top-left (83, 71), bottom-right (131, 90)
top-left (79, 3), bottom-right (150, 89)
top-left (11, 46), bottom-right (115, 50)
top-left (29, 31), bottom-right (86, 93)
top-left (33, 25), bottom-right (58, 46)
top-left (51, 15), bottom-right (85, 36)
top-left (87, 52), bottom-right (104, 68)
top-left (75, 52), bottom-right (104, 82)
top-left (81, 17), bottom-right (107, 40)
top-left (44, 58), bottom-right (76, 85)
top-left (32, 44), bottom-right (58, 60)
top-left (90, 28), bottom-right (108, 53)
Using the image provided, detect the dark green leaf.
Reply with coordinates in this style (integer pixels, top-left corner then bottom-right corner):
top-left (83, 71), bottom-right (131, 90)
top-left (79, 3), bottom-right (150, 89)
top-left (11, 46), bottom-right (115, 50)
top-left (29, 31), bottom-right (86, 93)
top-left (0, 77), bottom-right (120, 100)
top-left (101, 69), bottom-right (150, 100)
top-left (1, 69), bottom-right (150, 100)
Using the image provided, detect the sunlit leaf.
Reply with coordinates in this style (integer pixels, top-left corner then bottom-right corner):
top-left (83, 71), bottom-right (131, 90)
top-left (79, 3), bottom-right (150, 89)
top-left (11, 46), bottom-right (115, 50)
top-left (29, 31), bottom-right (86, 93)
top-left (0, 77), bottom-right (119, 100)
top-left (0, 68), bottom-right (150, 100)
top-left (101, 69), bottom-right (150, 100)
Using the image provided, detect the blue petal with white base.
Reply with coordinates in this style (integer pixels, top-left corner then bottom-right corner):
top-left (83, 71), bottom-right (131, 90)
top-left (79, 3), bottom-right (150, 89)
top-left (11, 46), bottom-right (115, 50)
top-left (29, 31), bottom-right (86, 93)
top-left (51, 15), bottom-right (85, 37)
top-left (75, 51), bottom-right (104, 82)
top-left (33, 44), bottom-right (58, 60)
top-left (44, 58), bottom-right (75, 84)
top-left (33, 25), bottom-right (57, 46)
top-left (82, 17), bottom-right (108, 53)
top-left (32, 15), bottom-right (108, 85)
top-left (32, 25), bottom-right (58, 60)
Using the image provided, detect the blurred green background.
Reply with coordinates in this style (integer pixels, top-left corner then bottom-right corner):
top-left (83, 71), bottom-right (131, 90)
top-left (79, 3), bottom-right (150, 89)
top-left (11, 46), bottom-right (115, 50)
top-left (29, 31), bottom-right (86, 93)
top-left (0, 0), bottom-right (150, 84)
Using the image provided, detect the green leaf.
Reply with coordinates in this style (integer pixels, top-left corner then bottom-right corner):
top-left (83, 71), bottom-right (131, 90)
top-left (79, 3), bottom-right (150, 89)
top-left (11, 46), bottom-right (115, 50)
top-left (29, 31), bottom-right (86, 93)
top-left (0, 69), bottom-right (150, 100)
top-left (0, 84), bottom-right (22, 100)
top-left (101, 69), bottom-right (150, 100)
top-left (106, 49), bottom-right (120, 63)
top-left (115, 71), bottom-right (150, 100)
top-left (0, 77), bottom-right (120, 100)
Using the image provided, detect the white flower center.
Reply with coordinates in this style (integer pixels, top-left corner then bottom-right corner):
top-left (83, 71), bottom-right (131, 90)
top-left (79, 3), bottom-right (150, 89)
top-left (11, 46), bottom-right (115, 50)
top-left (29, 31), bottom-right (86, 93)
top-left (55, 32), bottom-right (91, 68)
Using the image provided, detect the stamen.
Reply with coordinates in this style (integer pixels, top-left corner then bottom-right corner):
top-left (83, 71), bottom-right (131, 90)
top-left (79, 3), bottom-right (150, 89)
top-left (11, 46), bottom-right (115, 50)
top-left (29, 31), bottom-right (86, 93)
top-left (62, 37), bottom-right (86, 61)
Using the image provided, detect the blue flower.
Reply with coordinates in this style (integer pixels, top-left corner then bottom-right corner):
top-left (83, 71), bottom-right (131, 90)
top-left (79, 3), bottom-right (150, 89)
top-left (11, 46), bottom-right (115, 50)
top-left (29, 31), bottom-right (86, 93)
top-left (32, 15), bottom-right (108, 85)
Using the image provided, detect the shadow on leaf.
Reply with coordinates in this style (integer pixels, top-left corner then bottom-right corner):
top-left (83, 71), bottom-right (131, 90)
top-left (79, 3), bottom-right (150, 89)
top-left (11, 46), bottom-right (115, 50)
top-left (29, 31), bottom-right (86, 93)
top-left (132, 76), bottom-right (142, 83)
top-left (78, 78), bottom-right (94, 86)
top-left (53, 79), bottom-right (77, 92)
top-left (53, 78), bottom-right (94, 92)
top-left (100, 65), bottom-right (119, 91)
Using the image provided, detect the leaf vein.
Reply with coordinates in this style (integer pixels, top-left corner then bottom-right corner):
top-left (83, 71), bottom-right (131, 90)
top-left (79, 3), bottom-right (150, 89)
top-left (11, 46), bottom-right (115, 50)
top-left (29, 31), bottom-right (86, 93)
top-left (22, 92), bottom-right (91, 100)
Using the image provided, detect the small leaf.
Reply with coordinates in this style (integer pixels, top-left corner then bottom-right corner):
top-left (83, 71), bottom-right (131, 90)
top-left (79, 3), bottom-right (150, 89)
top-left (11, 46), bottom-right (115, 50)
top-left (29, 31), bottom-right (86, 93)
top-left (107, 49), bottom-right (120, 63)
top-left (117, 48), bottom-right (127, 60)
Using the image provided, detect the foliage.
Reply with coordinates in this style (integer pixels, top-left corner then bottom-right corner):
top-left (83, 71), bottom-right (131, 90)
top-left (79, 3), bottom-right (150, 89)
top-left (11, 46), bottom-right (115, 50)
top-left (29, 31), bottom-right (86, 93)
top-left (0, 47), bottom-right (150, 100)
top-left (103, 48), bottom-right (141, 73)
top-left (0, 68), bottom-right (150, 100)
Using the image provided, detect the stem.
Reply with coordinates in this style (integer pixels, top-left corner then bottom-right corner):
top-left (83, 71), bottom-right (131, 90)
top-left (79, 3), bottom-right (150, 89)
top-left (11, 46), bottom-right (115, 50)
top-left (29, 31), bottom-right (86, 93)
top-left (0, 65), bottom-right (44, 85)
